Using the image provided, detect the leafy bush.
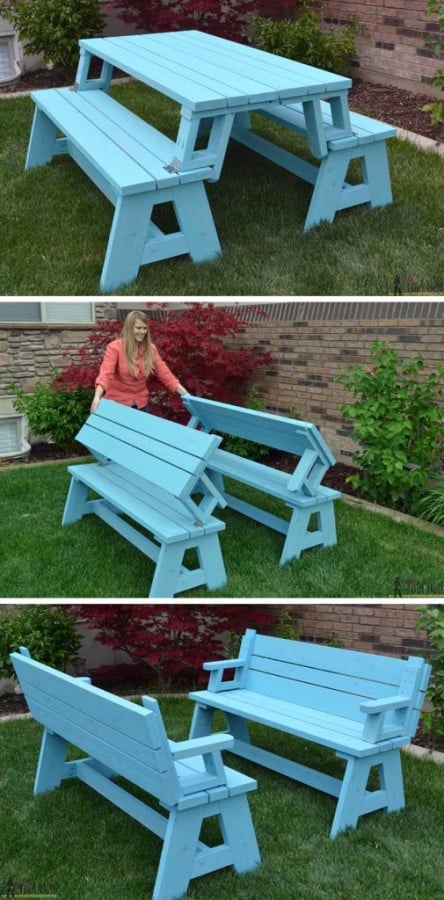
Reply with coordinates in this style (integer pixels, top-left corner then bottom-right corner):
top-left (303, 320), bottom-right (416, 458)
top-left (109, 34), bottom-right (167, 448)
top-left (336, 342), bottom-right (444, 512)
top-left (70, 604), bottom-right (277, 690)
top-left (423, 0), bottom-right (444, 126)
top-left (8, 378), bottom-right (92, 449)
top-left (417, 478), bottom-right (444, 525)
top-left (222, 387), bottom-right (270, 460)
top-left (248, 0), bottom-right (365, 74)
top-left (416, 605), bottom-right (444, 745)
top-left (0, 605), bottom-right (80, 680)
top-left (108, 0), bottom-right (293, 42)
top-left (0, 0), bottom-right (104, 75)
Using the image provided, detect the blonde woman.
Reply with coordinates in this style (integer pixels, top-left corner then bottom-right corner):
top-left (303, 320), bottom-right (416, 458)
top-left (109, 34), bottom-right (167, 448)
top-left (90, 310), bottom-right (187, 413)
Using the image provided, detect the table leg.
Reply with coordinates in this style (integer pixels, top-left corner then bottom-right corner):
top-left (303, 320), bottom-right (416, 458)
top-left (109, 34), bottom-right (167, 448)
top-left (176, 108), bottom-right (234, 180)
top-left (75, 47), bottom-right (113, 92)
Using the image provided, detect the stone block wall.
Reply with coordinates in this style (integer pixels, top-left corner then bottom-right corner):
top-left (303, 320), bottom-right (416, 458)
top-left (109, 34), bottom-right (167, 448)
top-left (227, 300), bottom-right (444, 464)
top-left (0, 302), bottom-right (119, 402)
top-left (323, 0), bottom-right (442, 94)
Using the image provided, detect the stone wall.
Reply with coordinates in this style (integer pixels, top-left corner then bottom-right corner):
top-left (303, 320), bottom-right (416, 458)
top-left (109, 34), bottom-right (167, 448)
top-left (324, 0), bottom-right (442, 95)
top-left (226, 300), bottom-right (444, 464)
top-left (0, 302), bottom-right (119, 402)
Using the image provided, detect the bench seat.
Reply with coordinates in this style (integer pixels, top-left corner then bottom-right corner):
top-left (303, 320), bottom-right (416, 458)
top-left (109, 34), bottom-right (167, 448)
top-left (190, 629), bottom-right (431, 838)
top-left (183, 395), bottom-right (340, 564)
top-left (11, 648), bottom-right (261, 900)
top-left (231, 99), bottom-right (397, 231)
top-left (25, 87), bottom-right (221, 290)
top-left (62, 399), bottom-right (227, 597)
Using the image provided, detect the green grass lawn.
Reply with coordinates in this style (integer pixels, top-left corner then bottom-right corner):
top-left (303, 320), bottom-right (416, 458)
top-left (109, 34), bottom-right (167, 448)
top-left (1, 698), bottom-right (443, 899)
top-left (1, 82), bottom-right (443, 295)
top-left (1, 461), bottom-right (443, 598)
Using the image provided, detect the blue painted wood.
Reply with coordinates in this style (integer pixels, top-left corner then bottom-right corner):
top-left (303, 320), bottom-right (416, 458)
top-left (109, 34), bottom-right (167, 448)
top-left (62, 399), bottom-right (227, 597)
top-left (25, 87), bottom-right (220, 291)
top-left (11, 649), bottom-right (260, 900)
top-left (183, 395), bottom-right (340, 564)
top-left (232, 98), bottom-right (396, 231)
top-left (189, 629), bottom-right (431, 838)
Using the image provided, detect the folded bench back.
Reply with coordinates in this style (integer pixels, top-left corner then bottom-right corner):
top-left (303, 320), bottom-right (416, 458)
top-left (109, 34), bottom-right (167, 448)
top-left (10, 649), bottom-right (181, 806)
top-left (240, 630), bottom-right (431, 738)
top-left (75, 398), bottom-right (222, 519)
top-left (183, 395), bottom-right (335, 494)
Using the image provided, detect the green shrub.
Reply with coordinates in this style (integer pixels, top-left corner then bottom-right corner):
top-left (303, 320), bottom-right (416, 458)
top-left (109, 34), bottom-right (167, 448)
top-left (8, 377), bottom-right (91, 449)
top-left (222, 388), bottom-right (271, 460)
top-left (336, 342), bottom-right (444, 512)
top-left (248, 0), bottom-right (365, 74)
top-left (423, 0), bottom-right (444, 126)
top-left (0, 0), bottom-right (104, 75)
top-left (0, 605), bottom-right (81, 680)
top-left (417, 478), bottom-right (444, 525)
top-left (416, 605), bottom-right (444, 745)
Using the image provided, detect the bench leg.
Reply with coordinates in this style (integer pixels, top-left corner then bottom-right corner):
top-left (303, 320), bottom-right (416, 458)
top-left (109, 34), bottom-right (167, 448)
top-left (25, 106), bottom-right (57, 170)
top-left (361, 142), bottom-right (393, 207)
top-left (303, 151), bottom-right (350, 231)
top-left (218, 793), bottom-right (261, 874)
top-left (189, 702), bottom-right (216, 738)
top-left (281, 501), bottom-right (337, 564)
top-left (149, 543), bottom-right (187, 598)
top-left (34, 728), bottom-right (68, 794)
top-left (100, 192), bottom-right (155, 292)
top-left (196, 532), bottom-right (227, 590)
top-left (62, 476), bottom-right (89, 525)
top-left (172, 181), bottom-right (221, 263)
top-left (331, 749), bottom-right (405, 838)
top-left (154, 806), bottom-right (205, 900)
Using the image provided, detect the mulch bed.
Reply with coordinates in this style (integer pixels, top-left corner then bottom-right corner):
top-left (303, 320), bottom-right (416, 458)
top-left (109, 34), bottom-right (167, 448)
top-left (1, 67), bottom-right (443, 143)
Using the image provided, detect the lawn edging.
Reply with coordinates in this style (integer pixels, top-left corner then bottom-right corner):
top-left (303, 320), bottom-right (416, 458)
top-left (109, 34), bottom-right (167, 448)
top-left (341, 493), bottom-right (444, 539)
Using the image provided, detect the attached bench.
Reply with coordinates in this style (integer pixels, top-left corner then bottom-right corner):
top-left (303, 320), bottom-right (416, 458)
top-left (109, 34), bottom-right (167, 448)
top-left (189, 629), bottom-right (432, 838)
top-left (25, 87), bottom-right (221, 291)
top-left (11, 648), bottom-right (260, 900)
top-left (231, 100), bottom-right (397, 231)
top-left (183, 395), bottom-right (340, 564)
top-left (62, 398), bottom-right (227, 597)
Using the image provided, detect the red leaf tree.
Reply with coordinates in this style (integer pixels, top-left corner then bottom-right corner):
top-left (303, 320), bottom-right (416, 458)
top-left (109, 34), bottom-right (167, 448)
top-left (55, 302), bottom-right (272, 423)
top-left (105, 0), bottom-right (294, 42)
top-left (70, 603), bottom-right (278, 689)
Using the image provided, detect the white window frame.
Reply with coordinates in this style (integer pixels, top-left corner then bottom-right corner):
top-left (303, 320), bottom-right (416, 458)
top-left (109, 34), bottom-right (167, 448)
top-left (0, 32), bottom-right (22, 84)
top-left (0, 301), bottom-right (96, 324)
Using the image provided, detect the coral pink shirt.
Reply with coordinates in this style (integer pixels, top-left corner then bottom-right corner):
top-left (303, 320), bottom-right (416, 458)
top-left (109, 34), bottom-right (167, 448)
top-left (95, 339), bottom-right (180, 408)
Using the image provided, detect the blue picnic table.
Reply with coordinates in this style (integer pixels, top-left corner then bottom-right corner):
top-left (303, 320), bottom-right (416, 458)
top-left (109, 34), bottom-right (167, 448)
top-left (25, 30), bottom-right (395, 290)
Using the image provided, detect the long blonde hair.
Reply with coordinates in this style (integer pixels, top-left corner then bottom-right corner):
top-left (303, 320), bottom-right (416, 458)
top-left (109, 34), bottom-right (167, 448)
top-left (122, 310), bottom-right (155, 377)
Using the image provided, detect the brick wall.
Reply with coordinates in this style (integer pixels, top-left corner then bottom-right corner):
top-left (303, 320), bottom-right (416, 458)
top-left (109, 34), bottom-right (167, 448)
top-left (324, 0), bottom-right (442, 94)
top-left (289, 603), bottom-right (433, 658)
top-left (227, 300), bottom-right (444, 464)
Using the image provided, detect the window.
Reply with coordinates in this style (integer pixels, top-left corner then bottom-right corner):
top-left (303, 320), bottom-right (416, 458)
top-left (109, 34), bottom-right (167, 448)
top-left (0, 34), bottom-right (21, 84)
top-left (0, 301), bottom-right (95, 324)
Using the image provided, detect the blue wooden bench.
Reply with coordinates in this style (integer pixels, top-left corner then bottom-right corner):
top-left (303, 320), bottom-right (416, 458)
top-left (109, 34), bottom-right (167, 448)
top-left (183, 395), bottom-right (340, 564)
top-left (189, 629), bottom-right (432, 838)
top-left (231, 100), bottom-right (397, 231)
top-left (62, 399), bottom-right (227, 597)
top-left (25, 87), bottom-right (221, 291)
top-left (11, 647), bottom-right (260, 900)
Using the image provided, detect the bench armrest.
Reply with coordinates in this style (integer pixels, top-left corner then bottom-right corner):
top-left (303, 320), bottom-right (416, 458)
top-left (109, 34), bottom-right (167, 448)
top-left (203, 657), bottom-right (248, 691)
top-left (170, 733), bottom-right (234, 760)
top-left (361, 695), bottom-right (411, 742)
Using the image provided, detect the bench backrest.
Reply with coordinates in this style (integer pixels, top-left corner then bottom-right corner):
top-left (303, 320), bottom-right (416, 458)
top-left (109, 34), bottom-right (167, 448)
top-left (183, 395), bottom-right (336, 494)
top-left (75, 398), bottom-right (223, 520)
top-left (11, 648), bottom-right (183, 806)
top-left (239, 630), bottom-right (431, 738)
